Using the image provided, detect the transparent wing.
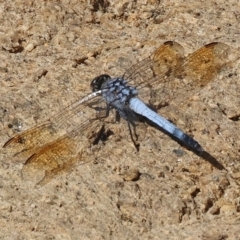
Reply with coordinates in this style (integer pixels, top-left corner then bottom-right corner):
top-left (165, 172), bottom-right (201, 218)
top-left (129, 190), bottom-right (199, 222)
top-left (124, 41), bottom-right (230, 106)
top-left (22, 120), bottom-right (104, 187)
top-left (3, 92), bottom-right (106, 186)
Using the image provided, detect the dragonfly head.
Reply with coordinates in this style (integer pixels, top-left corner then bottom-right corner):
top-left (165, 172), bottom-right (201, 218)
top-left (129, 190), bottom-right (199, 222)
top-left (90, 74), bottom-right (111, 92)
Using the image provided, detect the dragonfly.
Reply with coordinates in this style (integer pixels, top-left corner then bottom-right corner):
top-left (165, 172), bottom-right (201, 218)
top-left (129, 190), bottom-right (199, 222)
top-left (3, 41), bottom-right (230, 186)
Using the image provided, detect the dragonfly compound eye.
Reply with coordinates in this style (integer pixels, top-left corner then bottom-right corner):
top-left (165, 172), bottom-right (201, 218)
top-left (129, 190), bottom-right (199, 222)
top-left (90, 74), bottom-right (111, 92)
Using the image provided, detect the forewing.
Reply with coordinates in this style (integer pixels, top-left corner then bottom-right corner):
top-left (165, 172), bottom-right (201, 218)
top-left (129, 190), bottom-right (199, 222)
top-left (3, 93), bottom-right (104, 158)
top-left (123, 41), bottom-right (184, 94)
top-left (3, 122), bottom-right (58, 160)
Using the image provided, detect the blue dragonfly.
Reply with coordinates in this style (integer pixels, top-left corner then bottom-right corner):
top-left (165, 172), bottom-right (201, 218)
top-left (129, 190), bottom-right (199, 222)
top-left (3, 41), bottom-right (230, 186)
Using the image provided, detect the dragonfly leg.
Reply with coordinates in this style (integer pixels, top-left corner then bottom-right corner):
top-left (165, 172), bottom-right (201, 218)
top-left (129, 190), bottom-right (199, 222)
top-left (127, 121), bottom-right (139, 151)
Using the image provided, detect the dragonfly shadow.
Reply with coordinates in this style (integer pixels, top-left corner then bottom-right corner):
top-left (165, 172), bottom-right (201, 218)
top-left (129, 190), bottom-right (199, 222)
top-left (196, 150), bottom-right (226, 171)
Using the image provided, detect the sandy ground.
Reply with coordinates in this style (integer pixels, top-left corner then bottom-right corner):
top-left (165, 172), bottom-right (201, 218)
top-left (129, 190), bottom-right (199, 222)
top-left (1, 0), bottom-right (240, 239)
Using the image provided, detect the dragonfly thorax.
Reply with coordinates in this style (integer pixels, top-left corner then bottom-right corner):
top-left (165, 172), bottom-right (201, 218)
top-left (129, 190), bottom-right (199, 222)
top-left (91, 74), bottom-right (138, 105)
top-left (104, 77), bottom-right (138, 104)
top-left (91, 74), bottom-right (139, 124)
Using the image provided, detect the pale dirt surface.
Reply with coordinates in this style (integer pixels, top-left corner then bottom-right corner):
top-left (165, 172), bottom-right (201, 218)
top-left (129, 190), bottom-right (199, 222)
top-left (1, 0), bottom-right (240, 239)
